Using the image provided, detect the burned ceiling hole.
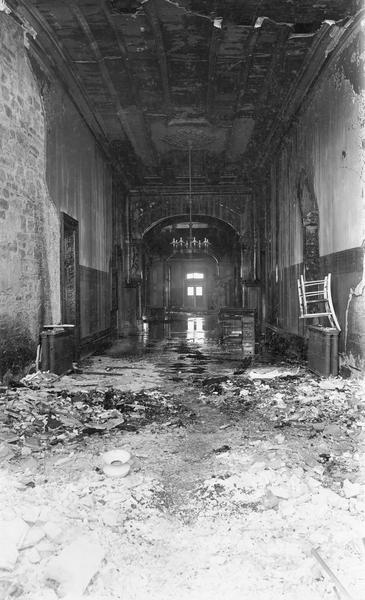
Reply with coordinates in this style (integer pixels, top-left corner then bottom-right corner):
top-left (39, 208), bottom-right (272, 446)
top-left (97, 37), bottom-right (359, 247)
top-left (108, 0), bottom-right (143, 14)
top-left (292, 22), bottom-right (322, 34)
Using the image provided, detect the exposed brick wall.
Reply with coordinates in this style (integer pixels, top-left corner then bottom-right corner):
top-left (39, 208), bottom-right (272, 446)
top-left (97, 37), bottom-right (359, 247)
top-left (0, 13), bottom-right (60, 374)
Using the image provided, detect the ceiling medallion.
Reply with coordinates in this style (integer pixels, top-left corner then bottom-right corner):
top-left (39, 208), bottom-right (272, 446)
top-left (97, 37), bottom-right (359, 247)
top-left (163, 118), bottom-right (218, 151)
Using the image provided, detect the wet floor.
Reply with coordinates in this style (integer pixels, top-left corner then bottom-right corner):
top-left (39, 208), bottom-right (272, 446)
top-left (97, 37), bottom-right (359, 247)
top-left (104, 314), bottom-right (251, 382)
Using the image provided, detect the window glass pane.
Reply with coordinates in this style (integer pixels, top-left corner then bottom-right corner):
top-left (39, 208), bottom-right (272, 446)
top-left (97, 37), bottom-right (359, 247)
top-left (186, 272), bottom-right (204, 280)
top-left (187, 287), bottom-right (194, 296)
top-left (196, 286), bottom-right (203, 296)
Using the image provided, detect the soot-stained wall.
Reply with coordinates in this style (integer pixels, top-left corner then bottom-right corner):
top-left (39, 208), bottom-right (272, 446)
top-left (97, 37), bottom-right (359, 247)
top-left (263, 20), bottom-right (365, 370)
top-left (0, 13), bottom-right (60, 373)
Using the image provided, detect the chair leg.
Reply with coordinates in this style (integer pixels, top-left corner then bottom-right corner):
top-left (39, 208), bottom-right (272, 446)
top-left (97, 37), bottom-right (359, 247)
top-left (326, 273), bottom-right (341, 331)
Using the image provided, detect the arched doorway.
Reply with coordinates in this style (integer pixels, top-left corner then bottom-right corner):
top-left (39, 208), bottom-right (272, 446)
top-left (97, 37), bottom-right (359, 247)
top-left (142, 216), bottom-right (242, 314)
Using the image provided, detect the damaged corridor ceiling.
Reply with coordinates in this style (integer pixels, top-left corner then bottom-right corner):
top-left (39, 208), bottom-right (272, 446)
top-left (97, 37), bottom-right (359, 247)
top-left (10, 0), bottom-right (358, 185)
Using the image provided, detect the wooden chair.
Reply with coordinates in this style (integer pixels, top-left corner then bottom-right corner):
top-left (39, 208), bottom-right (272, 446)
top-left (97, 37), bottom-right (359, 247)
top-left (297, 273), bottom-right (341, 331)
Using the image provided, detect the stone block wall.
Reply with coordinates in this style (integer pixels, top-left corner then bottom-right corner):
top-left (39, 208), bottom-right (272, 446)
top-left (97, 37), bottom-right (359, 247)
top-left (0, 13), bottom-right (60, 375)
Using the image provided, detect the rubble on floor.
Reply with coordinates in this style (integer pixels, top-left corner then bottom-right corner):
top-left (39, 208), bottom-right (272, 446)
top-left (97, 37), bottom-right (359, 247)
top-left (0, 355), bottom-right (364, 600)
top-left (0, 386), bottom-right (196, 455)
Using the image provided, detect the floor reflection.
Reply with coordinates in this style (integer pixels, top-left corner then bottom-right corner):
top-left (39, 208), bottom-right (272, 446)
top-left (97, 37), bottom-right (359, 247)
top-left (147, 314), bottom-right (218, 347)
top-left (186, 317), bottom-right (205, 343)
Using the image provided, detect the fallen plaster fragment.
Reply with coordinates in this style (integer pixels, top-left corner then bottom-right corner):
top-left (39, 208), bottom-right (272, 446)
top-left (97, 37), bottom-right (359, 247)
top-left (0, 0), bottom-right (11, 14)
top-left (254, 16), bottom-right (294, 29)
top-left (343, 479), bottom-right (363, 499)
top-left (146, 0), bottom-right (221, 25)
top-left (43, 522), bottom-right (63, 542)
top-left (45, 537), bottom-right (105, 597)
top-left (0, 518), bottom-right (29, 570)
top-left (21, 505), bottom-right (41, 524)
top-left (20, 526), bottom-right (46, 550)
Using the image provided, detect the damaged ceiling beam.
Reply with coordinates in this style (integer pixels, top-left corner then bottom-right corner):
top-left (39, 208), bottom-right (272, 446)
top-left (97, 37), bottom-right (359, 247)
top-left (143, 0), bottom-right (172, 113)
top-left (257, 26), bottom-right (291, 110)
top-left (100, 0), bottom-right (140, 105)
top-left (66, 0), bottom-right (157, 166)
top-left (206, 22), bottom-right (222, 117)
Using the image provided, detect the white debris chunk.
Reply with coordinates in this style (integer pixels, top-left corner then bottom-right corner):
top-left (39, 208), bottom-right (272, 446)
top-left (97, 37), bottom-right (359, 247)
top-left (343, 479), bottom-right (362, 499)
top-left (43, 521), bottom-right (63, 542)
top-left (0, 517), bottom-right (29, 570)
top-left (20, 526), bottom-right (46, 549)
top-left (45, 537), bottom-right (105, 597)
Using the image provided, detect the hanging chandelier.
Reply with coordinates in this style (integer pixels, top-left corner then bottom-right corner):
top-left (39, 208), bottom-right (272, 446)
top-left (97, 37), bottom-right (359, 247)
top-left (170, 140), bottom-right (210, 254)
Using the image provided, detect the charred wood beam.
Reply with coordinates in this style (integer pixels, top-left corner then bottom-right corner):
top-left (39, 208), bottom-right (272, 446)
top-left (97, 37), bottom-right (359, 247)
top-left (66, 0), bottom-right (156, 166)
top-left (222, 25), bottom-right (261, 163)
top-left (206, 24), bottom-right (222, 117)
top-left (101, 0), bottom-right (157, 164)
top-left (235, 26), bottom-right (261, 115)
top-left (143, 0), bottom-right (171, 112)
top-left (100, 0), bottom-right (139, 104)
top-left (256, 26), bottom-right (291, 111)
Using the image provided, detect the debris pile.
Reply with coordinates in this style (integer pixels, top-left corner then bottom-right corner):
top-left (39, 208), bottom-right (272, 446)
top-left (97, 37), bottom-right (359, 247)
top-left (199, 368), bottom-right (364, 432)
top-left (183, 440), bottom-right (365, 599)
top-left (0, 386), bottom-right (196, 456)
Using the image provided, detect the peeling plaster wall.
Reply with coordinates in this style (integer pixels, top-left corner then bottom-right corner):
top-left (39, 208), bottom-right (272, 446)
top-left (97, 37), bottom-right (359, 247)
top-left (0, 13), bottom-right (60, 372)
top-left (264, 23), bottom-right (365, 370)
top-left (43, 79), bottom-right (113, 342)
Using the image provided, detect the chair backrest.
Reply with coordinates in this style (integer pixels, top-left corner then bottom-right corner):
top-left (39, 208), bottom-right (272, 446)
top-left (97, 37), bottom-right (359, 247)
top-left (296, 273), bottom-right (340, 330)
top-left (300, 274), bottom-right (330, 309)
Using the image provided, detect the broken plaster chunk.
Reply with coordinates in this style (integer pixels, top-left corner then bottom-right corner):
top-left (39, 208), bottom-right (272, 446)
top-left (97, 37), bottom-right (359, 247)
top-left (101, 509), bottom-right (119, 527)
top-left (0, 0), bottom-right (11, 14)
top-left (27, 547), bottom-right (41, 564)
top-left (270, 485), bottom-right (291, 500)
top-left (261, 489), bottom-right (280, 510)
top-left (45, 536), bottom-right (105, 597)
top-left (43, 522), bottom-right (63, 542)
top-left (343, 479), bottom-right (362, 498)
top-left (20, 526), bottom-right (46, 549)
top-left (0, 517), bottom-right (29, 570)
top-left (21, 505), bottom-right (41, 524)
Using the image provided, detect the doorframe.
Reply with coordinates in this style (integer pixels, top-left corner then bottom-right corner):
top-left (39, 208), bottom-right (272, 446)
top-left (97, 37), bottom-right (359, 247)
top-left (60, 212), bottom-right (80, 354)
top-left (184, 274), bottom-right (207, 310)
